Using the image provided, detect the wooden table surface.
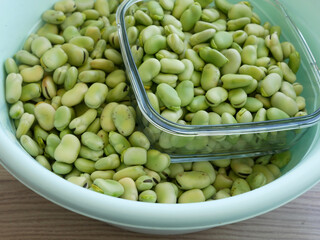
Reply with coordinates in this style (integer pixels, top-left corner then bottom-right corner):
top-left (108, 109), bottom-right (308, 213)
top-left (0, 165), bottom-right (319, 240)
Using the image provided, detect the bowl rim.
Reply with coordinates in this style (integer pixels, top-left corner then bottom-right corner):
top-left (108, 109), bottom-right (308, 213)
top-left (116, 0), bottom-right (320, 136)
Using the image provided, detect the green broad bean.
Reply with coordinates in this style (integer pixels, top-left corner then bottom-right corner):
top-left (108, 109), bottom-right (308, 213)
top-left (236, 108), bottom-right (253, 123)
top-left (239, 65), bottom-right (266, 81)
top-left (34, 102), bottom-right (56, 131)
top-left (31, 36), bottom-right (52, 58)
top-left (156, 83), bottom-right (181, 111)
top-left (155, 182), bottom-right (176, 203)
top-left (221, 74), bottom-right (253, 89)
top-left (246, 172), bottom-right (267, 189)
top-left (178, 189), bottom-right (205, 203)
top-left (95, 154), bottom-right (120, 170)
top-left (271, 92), bottom-right (299, 117)
top-left (100, 102), bottom-right (118, 132)
top-left (134, 10), bottom-right (153, 26)
top-left (81, 132), bottom-right (104, 151)
top-left (108, 131), bottom-right (131, 154)
top-left (69, 36), bottom-right (95, 52)
top-left (241, 45), bottom-right (257, 65)
top-left (135, 175), bottom-right (154, 191)
top-left (15, 50), bottom-right (40, 66)
top-left (139, 190), bottom-right (157, 203)
top-left (200, 64), bottom-right (220, 91)
top-left (118, 177), bottom-right (138, 201)
top-left (9, 101), bottom-right (24, 120)
top-left (190, 29), bottom-right (216, 47)
top-left (152, 74), bottom-right (178, 87)
top-left (84, 83), bottom-right (108, 109)
top-left (145, 149), bottom-right (170, 172)
top-left (90, 59), bottom-right (114, 73)
top-left (289, 51), bottom-right (300, 74)
top-left (166, 33), bottom-right (185, 55)
top-left (244, 24), bottom-right (268, 38)
top-left (227, 17), bottom-right (251, 31)
top-left (176, 80), bottom-right (194, 107)
top-left (52, 161), bottom-right (73, 175)
top-left (122, 147), bottom-right (147, 166)
top-left (138, 58), bottom-right (161, 83)
top-left (54, 134), bottom-right (80, 164)
top-left (228, 3), bottom-right (252, 19)
top-left (192, 161), bottom-right (216, 184)
top-left (221, 49), bottom-right (241, 75)
top-left (54, 106), bottom-right (75, 131)
top-left (265, 32), bottom-right (283, 62)
top-left (20, 134), bottom-right (42, 157)
top-left (176, 171), bottom-right (211, 190)
top-left (113, 166), bottom-right (146, 181)
top-left (74, 158), bottom-right (96, 173)
top-left (5, 58), bottom-right (19, 74)
top-left (79, 145), bottom-right (104, 160)
top-left (160, 58), bottom-right (185, 74)
top-left (91, 170), bottom-right (115, 181)
top-left (40, 47), bottom-right (68, 72)
top-left (112, 104), bottom-right (135, 137)
top-left (144, 35), bottom-right (167, 55)
top-left (213, 173), bottom-right (233, 190)
top-left (270, 151), bottom-right (291, 168)
top-left (94, 179), bottom-right (124, 197)
top-left (185, 49), bottom-right (205, 71)
top-left (243, 97), bottom-right (263, 112)
top-left (252, 165), bottom-right (275, 184)
top-left (159, 0), bottom-right (175, 11)
top-left (5, 73), bottom-right (23, 104)
top-left (42, 76), bottom-right (57, 99)
top-left (211, 31), bottom-right (233, 50)
top-left (205, 87), bottom-right (228, 107)
top-left (105, 82), bottom-right (129, 103)
top-left (69, 109), bottom-right (97, 134)
top-left (36, 155), bottom-right (52, 171)
top-left (16, 113), bottom-right (35, 139)
top-left (259, 73), bottom-right (282, 97)
top-left (186, 95), bottom-right (209, 113)
top-left (180, 2), bottom-right (202, 32)
top-left (199, 47), bottom-right (229, 68)
top-left (147, 1), bottom-right (164, 21)
top-left (128, 131), bottom-right (150, 150)
top-left (45, 134), bottom-right (60, 159)
top-left (63, 66), bottom-right (78, 90)
top-left (172, 0), bottom-right (193, 19)
top-left (191, 110), bottom-right (209, 125)
top-left (230, 178), bottom-right (251, 196)
top-left (228, 88), bottom-right (247, 108)
top-left (104, 48), bottom-right (123, 65)
top-left (278, 62), bottom-right (297, 83)
top-left (61, 82), bottom-right (88, 107)
top-left (54, 0), bottom-right (76, 13)
top-left (266, 107), bottom-right (290, 120)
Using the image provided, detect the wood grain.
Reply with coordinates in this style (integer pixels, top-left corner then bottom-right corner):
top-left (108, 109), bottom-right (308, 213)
top-left (0, 165), bottom-right (319, 240)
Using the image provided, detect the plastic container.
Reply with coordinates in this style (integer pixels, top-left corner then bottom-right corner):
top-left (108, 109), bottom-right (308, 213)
top-left (117, 0), bottom-right (320, 162)
top-left (1, 0), bottom-right (320, 236)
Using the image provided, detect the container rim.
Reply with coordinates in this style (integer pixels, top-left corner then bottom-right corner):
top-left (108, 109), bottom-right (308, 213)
top-left (116, 0), bottom-right (320, 136)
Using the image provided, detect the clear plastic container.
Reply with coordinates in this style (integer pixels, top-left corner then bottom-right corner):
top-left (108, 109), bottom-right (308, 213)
top-left (117, 0), bottom-right (320, 162)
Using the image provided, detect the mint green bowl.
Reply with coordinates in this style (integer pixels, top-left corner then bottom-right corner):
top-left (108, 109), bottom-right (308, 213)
top-left (0, 0), bottom-right (320, 235)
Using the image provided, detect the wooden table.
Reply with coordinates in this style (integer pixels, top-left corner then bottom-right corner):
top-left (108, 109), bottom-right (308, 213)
top-left (0, 165), bottom-right (319, 240)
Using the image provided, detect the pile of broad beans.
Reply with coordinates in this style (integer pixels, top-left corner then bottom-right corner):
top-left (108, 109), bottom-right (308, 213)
top-left (4, 0), bottom-right (292, 203)
top-left (127, 0), bottom-right (306, 126)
